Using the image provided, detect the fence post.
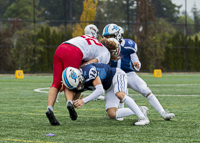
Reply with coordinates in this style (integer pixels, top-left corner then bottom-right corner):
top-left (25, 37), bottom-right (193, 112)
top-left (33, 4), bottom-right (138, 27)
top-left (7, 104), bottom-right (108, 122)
top-left (33, 0), bottom-right (36, 73)
top-left (127, 0), bottom-right (129, 38)
top-left (185, 0), bottom-right (188, 71)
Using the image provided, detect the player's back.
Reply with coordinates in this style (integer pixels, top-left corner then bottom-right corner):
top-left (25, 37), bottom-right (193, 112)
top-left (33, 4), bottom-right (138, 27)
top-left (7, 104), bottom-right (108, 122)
top-left (81, 63), bottom-right (116, 90)
top-left (64, 35), bottom-right (110, 63)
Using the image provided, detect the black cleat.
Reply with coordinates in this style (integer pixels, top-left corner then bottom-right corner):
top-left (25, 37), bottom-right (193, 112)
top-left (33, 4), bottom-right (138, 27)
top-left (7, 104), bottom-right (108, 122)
top-left (67, 102), bottom-right (78, 121)
top-left (46, 109), bottom-right (60, 125)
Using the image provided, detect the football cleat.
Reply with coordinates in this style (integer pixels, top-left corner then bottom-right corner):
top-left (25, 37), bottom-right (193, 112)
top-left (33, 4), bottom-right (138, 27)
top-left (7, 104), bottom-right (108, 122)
top-left (67, 102), bottom-right (78, 121)
top-left (162, 110), bottom-right (175, 120)
top-left (46, 109), bottom-right (60, 126)
top-left (139, 106), bottom-right (149, 117)
top-left (134, 117), bottom-right (150, 126)
top-left (116, 117), bottom-right (124, 121)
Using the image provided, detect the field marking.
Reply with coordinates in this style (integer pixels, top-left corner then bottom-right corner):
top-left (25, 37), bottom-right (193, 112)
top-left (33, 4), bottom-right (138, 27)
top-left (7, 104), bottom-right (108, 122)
top-left (34, 88), bottom-right (49, 93)
top-left (0, 138), bottom-right (57, 143)
top-left (149, 84), bottom-right (200, 86)
top-left (34, 85), bottom-right (200, 97)
top-left (128, 94), bottom-right (200, 97)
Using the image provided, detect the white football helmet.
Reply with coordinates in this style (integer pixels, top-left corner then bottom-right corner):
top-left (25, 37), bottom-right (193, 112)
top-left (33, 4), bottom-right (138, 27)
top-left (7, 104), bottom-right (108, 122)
top-left (84, 24), bottom-right (99, 39)
top-left (107, 38), bottom-right (121, 56)
top-left (62, 67), bottom-right (85, 90)
top-left (102, 24), bottom-right (121, 42)
top-left (118, 26), bottom-right (124, 40)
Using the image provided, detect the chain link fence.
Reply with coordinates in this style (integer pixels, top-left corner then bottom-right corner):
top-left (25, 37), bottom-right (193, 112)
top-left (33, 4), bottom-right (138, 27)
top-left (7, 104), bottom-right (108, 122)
top-left (0, 0), bottom-right (199, 73)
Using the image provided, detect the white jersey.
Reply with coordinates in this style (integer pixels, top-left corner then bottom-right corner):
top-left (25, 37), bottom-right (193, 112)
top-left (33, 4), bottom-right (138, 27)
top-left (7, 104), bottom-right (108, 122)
top-left (64, 35), bottom-right (110, 64)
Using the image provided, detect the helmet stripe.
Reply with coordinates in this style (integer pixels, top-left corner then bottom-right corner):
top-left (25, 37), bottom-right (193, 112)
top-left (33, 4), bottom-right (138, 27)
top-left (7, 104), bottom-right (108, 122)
top-left (63, 68), bottom-right (73, 89)
top-left (103, 24), bottom-right (110, 36)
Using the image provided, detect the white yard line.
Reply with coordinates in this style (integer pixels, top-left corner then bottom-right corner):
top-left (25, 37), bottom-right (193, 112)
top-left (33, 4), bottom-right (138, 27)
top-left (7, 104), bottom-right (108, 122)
top-left (34, 85), bottom-right (200, 97)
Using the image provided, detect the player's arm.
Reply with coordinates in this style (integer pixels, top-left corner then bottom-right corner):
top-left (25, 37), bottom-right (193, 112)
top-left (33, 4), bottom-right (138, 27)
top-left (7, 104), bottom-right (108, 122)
top-left (74, 76), bottom-right (104, 109)
top-left (80, 58), bottom-right (98, 67)
top-left (130, 53), bottom-right (141, 71)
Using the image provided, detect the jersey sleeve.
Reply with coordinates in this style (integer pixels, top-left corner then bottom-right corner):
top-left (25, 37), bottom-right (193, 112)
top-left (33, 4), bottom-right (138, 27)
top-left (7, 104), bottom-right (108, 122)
top-left (124, 39), bottom-right (138, 54)
top-left (83, 65), bottom-right (98, 82)
top-left (130, 53), bottom-right (141, 71)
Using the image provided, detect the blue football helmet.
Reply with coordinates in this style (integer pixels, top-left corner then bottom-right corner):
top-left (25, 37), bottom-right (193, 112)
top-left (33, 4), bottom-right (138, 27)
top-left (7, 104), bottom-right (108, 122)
top-left (62, 67), bottom-right (85, 90)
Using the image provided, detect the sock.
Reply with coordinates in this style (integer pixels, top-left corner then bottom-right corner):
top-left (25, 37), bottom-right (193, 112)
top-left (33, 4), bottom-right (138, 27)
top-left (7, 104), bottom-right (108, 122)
top-left (67, 100), bottom-right (73, 105)
top-left (118, 102), bottom-right (124, 109)
top-left (116, 108), bottom-right (135, 119)
top-left (47, 105), bottom-right (53, 112)
top-left (56, 92), bottom-right (60, 99)
top-left (147, 93), bottom-right (165, 115)
top-left (122, 95), bottom-right (145, 119)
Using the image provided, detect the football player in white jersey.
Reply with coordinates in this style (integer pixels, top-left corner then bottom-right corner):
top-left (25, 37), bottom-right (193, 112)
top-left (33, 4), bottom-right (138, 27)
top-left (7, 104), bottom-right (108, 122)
top-left (102, 24), bottom-right (175, 121)
top-left (46, 29), bottom-right (120, 125)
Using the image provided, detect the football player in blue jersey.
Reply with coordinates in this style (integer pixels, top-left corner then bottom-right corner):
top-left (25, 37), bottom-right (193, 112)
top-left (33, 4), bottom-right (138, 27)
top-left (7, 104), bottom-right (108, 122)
top-left (62, 63), bottom-right (150, 126)
top-left (102, 24), bottom-right (175, 121)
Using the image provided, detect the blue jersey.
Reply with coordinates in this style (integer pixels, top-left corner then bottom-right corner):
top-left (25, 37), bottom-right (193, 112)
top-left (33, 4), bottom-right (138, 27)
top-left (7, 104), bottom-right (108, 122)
top-left (81, 63), bottom-right (116, 91)
top-left (110, 39), bottom-right (137, 73)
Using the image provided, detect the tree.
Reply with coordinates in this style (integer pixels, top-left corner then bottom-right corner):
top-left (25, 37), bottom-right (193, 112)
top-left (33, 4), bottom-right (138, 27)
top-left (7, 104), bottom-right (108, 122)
top-left (72, 0), bottom-right (98, 37)
top-left (151, 0), bottom-right (181, 22)
top-left (3, 0), bottom-right (39, 20)
top-left (191, 3), bottom-right (200, 33)
top-left (96, 0), bottom-right (135, 32)
top-left (37, 0), bottom-right (83, 23)
top-left (135, 0), bottom-right (155, 43)
top-left (176, 15), bottom-right (194, 35)
top-left (137, 18), bottom-right (175, 72)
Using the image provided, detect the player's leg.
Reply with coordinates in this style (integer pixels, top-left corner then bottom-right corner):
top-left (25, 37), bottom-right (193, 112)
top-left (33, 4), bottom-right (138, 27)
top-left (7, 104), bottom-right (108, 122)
top-left (116, 88), bottom-right (127, 121)
top-left (105, 87), bottom-right (149, 123)
top-left (113, 69), bottom-right (149, 125)
top-left (105, 87), bottom-right (137, 120)
top-left (127, 72), bottom-right (175, 120)
top-left (61, 44), bottom-right (83, 121)
top-left (46, 46), bottom-right (63, 125)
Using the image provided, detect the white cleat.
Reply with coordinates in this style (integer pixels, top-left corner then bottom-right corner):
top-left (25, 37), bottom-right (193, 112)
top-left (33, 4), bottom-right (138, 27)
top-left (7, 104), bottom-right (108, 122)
top-left (116, 117), bottom-right (124, 121)
top-left (134, 117), bottom-right (150, 126)
top-left (139, 106), bottom-right (149, 117)
top-left (162, 111), bottom-right (175, 120)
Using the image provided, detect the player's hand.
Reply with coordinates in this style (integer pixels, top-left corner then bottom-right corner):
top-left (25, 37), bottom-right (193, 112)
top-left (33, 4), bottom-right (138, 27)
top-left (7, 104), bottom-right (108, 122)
top-left (134, 62), bottom-right (140, 69)
top-left (74, 99), bottom-right (84, 109)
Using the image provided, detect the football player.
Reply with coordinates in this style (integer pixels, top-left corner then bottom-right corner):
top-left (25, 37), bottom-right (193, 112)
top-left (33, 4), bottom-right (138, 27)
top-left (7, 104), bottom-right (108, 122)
top-left (62, 63), bottom-right (150, 126)
top-left (102, 24), bottom-right (175, 121)
top-left (46, 26), bottom-right (119, 126)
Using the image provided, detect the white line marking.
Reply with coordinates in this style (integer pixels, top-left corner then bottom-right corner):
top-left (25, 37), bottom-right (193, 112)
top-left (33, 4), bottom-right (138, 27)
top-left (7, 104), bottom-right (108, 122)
top-left (149, 84), bottom-right (200, 86)
top-left (34, 85), bottom-right (200, 97)
top-left (34, 87), bottom-right (49, 93)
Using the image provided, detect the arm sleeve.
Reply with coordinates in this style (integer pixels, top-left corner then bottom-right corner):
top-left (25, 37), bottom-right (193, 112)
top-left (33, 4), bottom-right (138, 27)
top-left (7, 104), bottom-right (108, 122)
top-left (130, 53), bottom-right (141, 71)
top-left (96, 50), bottom-right (110, 64)
top-left (82, 84), bottom-right (105, 104)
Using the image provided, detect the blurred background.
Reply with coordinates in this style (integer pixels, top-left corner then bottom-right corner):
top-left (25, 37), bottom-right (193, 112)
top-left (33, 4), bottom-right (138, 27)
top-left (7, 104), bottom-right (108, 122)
top-left (0, 0), bottom-right (200, 73)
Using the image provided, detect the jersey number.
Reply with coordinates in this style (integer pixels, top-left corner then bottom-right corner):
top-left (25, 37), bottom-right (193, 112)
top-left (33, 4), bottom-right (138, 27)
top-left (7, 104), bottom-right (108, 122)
top-left (81, 35), bottom-right (103, 47)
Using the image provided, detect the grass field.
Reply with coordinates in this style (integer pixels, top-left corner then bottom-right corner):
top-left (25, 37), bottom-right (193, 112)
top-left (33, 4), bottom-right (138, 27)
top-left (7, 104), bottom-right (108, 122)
top-left (0, 73), bottom-right (200, 143)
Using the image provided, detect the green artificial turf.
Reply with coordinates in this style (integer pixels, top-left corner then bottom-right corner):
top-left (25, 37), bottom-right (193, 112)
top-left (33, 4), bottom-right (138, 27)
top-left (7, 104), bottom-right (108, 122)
top-left (0, 73), bottom-right (200, 143)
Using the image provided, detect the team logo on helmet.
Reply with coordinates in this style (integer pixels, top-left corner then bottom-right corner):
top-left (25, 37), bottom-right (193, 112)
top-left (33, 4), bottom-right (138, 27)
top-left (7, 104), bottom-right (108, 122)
top-left (70, 71), bottom-right (77, 82)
